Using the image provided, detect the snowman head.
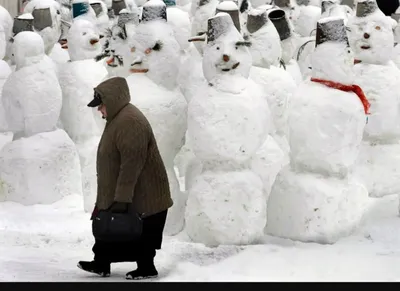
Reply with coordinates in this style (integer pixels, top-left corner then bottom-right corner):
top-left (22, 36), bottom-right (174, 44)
top-left (202, 12), bottom-right (252, 82)
top-left (244, 8), bottom-right (281, 68)
top-left (67, 18), bottom-right (101, 61)
top-left (25, 0), bottom-right (62, 55)
top-left (311, 17), bottom-right (354, 84)
top-left (347, 0), bottom-right (395, 65)
top-left (190, 0), bottom-right (220, 55)
top-left (89, 0), bottom-right (110, 33)
top-left (274, 0), bottom-right (300, 22)
top-left (12, 31), bottom-right (45, 70)
top-left (268, 8), bottom-right (296, 64)
top-left (127, 19), bottom-right (180, 89)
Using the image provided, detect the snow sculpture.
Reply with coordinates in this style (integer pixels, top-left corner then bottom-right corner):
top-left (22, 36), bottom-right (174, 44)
top-left (58, 19), bottom-right (107, 212)
top-left (0, 31), bottom-right (82, 205)
top-left (89, 0), bottom-right (110, 37)
top-left (246, 8), bottom-right (296, 157)
top-left (268, 8), bottom-right (303, 83)
top-left (184, 12), bottom-right (272, 246)
top-left (349, 0), bottom-right (400, 198)
top-left (320, 0), bottom-right (353, 23)
top-left (266, 17), bottom-right (369, 244)
top-left (124, 0), bottom-right (188, 235)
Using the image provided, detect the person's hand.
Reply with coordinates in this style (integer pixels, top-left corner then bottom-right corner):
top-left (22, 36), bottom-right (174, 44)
top-left (109, 202), bottom-right (129, 213)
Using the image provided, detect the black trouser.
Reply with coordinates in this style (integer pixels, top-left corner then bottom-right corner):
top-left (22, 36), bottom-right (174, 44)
top-left (92, 210), bottom-right (168, 265)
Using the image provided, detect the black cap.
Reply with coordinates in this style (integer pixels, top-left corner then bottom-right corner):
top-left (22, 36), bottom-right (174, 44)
top-left (87, 90), bottom-right (102, 107)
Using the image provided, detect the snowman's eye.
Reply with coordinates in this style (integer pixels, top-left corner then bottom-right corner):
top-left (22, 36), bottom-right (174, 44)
top-left (57, 10), bottom-right (60, 15)
top-left (375, 25), bottom-right (381, 30)
top-left (152, 41), bottom-right (163, 51)
top-left (83, 32), bottom-right (87, 36)
top-left (216, 46), bottom-right (220, 50)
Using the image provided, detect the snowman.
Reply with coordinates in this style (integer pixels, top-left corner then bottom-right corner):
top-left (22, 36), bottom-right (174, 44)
top-left (124, 0), bottom-right (188, 235)
top-left (266, 17), bottom-right (369, 244)
top-left (23, 0), bottom-right (71, 66)
top-left (96, 9), bottom-right (139, 77)
top-left (185, 12), bottom-right (273, 246)
top-left (0, 23), bottom-right (13, 150)
top-left (89, 0), bottom-right (110, 38)
top-left (0, 31), bottom-right (82, 205)
top-left (55, 0), bottom-right (73, 42)
top-left (245, 8), bottom-right (297, 157)
top-left (274, 0), bottom-right (321, 37)
top-left (348, 0), bottom-right (400, 198)
top-left (320, 0), bottom-right (353, 23)
top-left (0, 5), bottom-right (14, 63)
top-left (268, 8), bottom-right (303, 83)
top-left (58, 18), bottom-right (107, 212)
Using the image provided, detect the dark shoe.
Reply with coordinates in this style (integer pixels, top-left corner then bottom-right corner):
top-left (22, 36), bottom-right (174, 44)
top-left (125, 267), bottom-right (158, 280)
top-left (77, 260), bottom-right (111, 277)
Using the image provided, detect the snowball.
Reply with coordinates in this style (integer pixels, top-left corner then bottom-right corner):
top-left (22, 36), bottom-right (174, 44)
top-left (185, 170), bottom-right (266, 246)
top-left (0, 129), bottom-right (83, 205)
top-left (266, 166), bottom-right (369, 244)
top-left (288, 81), bottom-right (366, 178)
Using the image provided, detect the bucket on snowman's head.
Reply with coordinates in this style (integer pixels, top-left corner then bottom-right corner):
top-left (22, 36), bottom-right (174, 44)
top-left (274, 0), bottom-right (290, 8)
top-left (141, 0), bottom-right (167, 22)
top-left (315, 18), bottom-right (349, 47)
top-left (215, 1), bottom-right (241, 32)
top-left (355, 0), bottom-right (378, 17)
top-left (32, 8), bottom-right (53, 31)
top-left (321, 0), bottom-right (335, 14)
top-left (90, 2), bottom-right (104, 17)
top-left (296, 0), bottom-right (309, 5)
top-left (112, 0), bottom-right (127, 16)
top-left (207, 12), bottom-right (234, 43)
top-left (72, 1), bottom-right (90, 18)
top-left (118, 9), bottom-right (139, 27)
top-left (12, 15), bottom-right (34, 35)
top-left (199, 0), bottom-right (212, 6)
top-left (246, 9), bottom-right (268, 34)
top-left (341, 0), bottom-right (354, 9)
top-left (269, 9), bottom-right (291, 40)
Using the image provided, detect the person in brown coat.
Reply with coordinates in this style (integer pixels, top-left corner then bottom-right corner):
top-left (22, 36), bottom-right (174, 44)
top-left (77, 76), bottom-right (173, 280)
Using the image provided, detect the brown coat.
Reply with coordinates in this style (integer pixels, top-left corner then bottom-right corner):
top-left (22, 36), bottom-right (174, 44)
top-left (94, 77), bottom-right (173, 217)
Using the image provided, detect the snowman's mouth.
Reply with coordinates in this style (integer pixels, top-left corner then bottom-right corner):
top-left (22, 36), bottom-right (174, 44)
top-left (218, 62), bottom-right (240, 72)
top-left (130, 60), bottom-right (148, 73)
top-left (361, 45), bottom-right (370, 50)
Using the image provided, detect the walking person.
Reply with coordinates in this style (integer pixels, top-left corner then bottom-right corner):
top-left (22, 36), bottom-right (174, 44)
top-left (77, 77), bottom-right (173, 280)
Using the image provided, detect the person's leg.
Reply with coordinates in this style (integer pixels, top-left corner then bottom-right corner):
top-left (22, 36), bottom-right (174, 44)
top-left (77, 240), bottom-right (111, 277)
top-left (126, 210), bottom-right (168, 280)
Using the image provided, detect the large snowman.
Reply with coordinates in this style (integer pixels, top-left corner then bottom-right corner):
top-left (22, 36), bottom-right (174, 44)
top-left (266, 17), bottom-right (369, 244)
top-left (58, 18), bottom-right (107, 212)
top-left (184, 12), bottom-right (272, 246)
top-left (124, 0), bottom-right (188, 235)
top-left (349, 0), bottom-right (400, 198)
top-left (0, 31), bottom-right (82, 205)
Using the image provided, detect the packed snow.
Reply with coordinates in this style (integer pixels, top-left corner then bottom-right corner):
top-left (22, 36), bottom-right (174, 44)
top-left (2, 0), bottom-right (400, 282)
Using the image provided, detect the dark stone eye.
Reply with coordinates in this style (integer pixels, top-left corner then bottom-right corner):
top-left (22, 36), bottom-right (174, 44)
top-left (152, 41), bottom-right (163, 51)
top-left (216, 47), bottom-right (220, 50)
top-left (57, 10), bottom-right (60, 15)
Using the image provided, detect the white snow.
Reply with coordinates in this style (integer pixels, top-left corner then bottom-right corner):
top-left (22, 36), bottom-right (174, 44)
top-left (18, 13), bottom-right (34, 20)
top-left (216, 1), bottom-right (239, 11)
top-left (1, 193), bottom-right (400, 281)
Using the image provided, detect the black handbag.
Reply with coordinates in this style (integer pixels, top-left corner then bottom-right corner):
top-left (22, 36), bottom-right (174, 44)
top-left (92, 206), bottom-right (143, 243)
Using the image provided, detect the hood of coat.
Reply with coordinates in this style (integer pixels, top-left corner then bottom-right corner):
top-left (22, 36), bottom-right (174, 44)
top-left (95, 77), bottom-right (130, 121)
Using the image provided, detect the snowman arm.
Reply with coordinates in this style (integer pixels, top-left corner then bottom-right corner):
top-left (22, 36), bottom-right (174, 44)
top-left (113, 123), bottom-right (149, 203)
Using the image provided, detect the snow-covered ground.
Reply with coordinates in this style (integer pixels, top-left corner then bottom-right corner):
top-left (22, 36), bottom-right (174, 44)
top-left (1, 190), bottom-right (400, 281)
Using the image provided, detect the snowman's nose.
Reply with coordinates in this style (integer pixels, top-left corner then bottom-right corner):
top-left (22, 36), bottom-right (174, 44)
top-left (223, 54), bottom-right (230, 62)
top-left (364, 33), bottom-right (370, 39)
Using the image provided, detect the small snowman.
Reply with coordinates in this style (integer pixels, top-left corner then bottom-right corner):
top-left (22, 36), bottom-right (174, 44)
top-left (0, 31), bottom-right (82, 205)
top-left (320, 0), bottom-right (353, 23)
top-left (124, 0), bottom-right (188, 235)
top-left (268, 8), bottom-right (303, 83)
top-left (89, 0), bottom-right (110, 38)
top-left (246, 8), bottom-right (297, 156)
top-left (266, 17), bottom-right (369, 244)
top-left (184, 12), bottom-right (272, 246)
top-left (58, 18), bottom-right (107, 212)
top-left (348, 0), bottom-right (400, 198)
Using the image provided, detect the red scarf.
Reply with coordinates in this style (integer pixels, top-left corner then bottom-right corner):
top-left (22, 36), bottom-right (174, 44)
top-left (311, 78), bottom-right (371, 115)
